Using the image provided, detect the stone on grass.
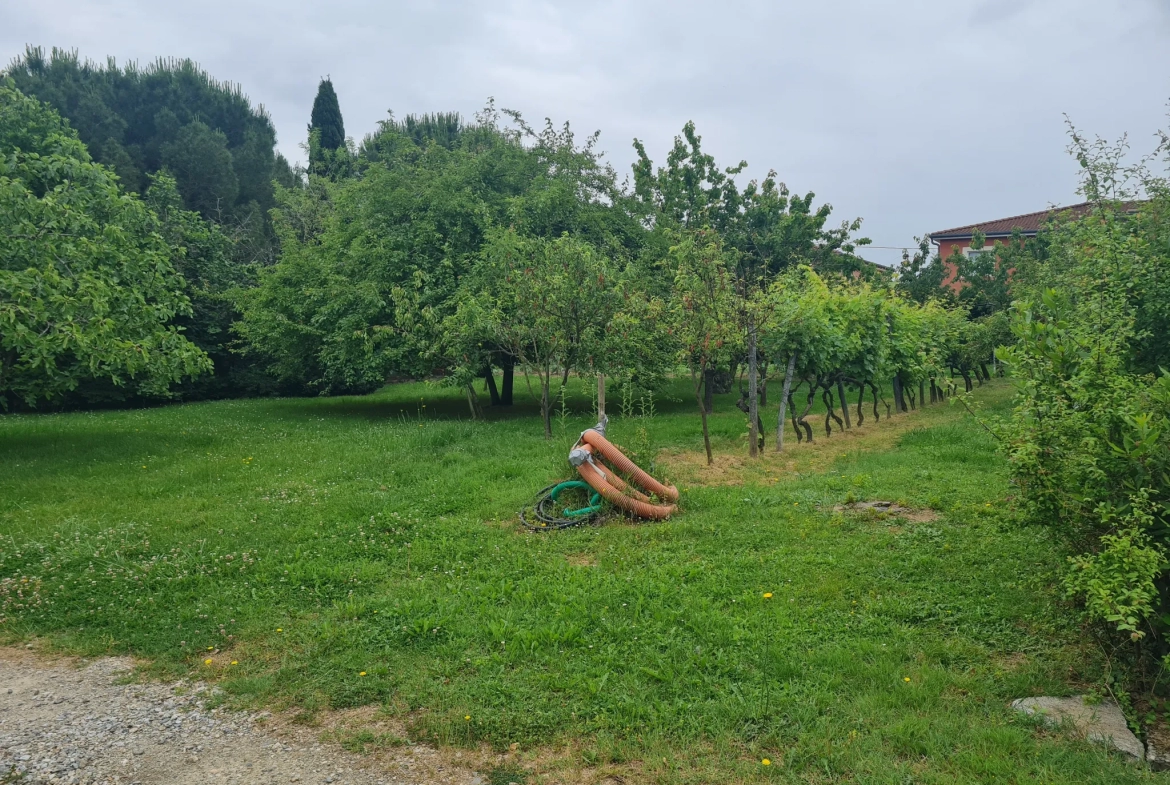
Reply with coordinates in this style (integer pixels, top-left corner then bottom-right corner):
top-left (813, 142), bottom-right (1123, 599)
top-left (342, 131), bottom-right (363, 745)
top-left (1147, 738), bottom-right (1170, 771)
top-left (1011, 696), bottom-right (1145, 761)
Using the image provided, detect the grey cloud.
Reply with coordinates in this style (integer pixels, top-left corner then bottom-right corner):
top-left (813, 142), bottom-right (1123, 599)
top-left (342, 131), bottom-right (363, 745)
top-left (970, 0), bottom-right (1037, 26)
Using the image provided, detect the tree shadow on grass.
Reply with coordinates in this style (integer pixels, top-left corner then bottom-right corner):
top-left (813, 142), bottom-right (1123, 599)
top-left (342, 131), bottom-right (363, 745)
top-left (265, 394), bottom-right (553, 424)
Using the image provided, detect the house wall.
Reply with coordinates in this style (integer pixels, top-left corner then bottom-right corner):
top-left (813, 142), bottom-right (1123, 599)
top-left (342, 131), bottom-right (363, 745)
top-left (937, 239), bottom-right (969, 261)
top-left (933, 234), bottom-right (1032, 291)
top-left (931, 240), bottom-right (972, 291)
top-left (937, 241), bottom-right (967, 291)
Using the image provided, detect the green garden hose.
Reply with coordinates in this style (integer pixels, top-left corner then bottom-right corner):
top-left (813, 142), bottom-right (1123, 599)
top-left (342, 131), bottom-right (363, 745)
top-left (549, 480), bottom-right (603, 517)
top-left (519, 481), bottom-right (609, 531)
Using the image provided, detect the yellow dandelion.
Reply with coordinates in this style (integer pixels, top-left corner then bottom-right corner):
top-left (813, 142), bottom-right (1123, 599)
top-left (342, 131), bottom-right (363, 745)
top-left (276, 628), bottom-right (283, 633)
top-left (231, 660), bottom-right (238, 665)
top-left (203, 658), bottom-right (212, 665)
top-left (207, 646), bottom-right (214, 651)
top-left (763, 592), bottom-right (773, 599)
top-left (359, 671), bottom-right (367, 677)
top-left (762, 758), bottom-right (772, 766)
top-left (464, 715), bottom-right (471, 721)
top-left (903, 677), bottom-right (911, 682)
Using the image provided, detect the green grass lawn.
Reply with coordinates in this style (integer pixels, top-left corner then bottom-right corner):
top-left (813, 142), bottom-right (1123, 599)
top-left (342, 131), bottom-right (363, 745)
top-left (0, 378), bottom-right (1158, 782)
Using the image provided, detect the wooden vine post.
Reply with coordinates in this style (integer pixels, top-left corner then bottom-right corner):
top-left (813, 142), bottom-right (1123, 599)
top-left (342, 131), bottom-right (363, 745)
top-left (776, 353), bottom-right (797, 452)
top-left (598, 374), bottom-right (606, 422)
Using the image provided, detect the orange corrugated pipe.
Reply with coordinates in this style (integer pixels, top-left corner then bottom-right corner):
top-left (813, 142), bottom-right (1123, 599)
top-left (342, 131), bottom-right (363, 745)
top-left (575, 453), bottom-right (677, 520)
top-left (577, 444), bottom-right (654, 502)
top-left (580, 429), bottom-right (679, 503)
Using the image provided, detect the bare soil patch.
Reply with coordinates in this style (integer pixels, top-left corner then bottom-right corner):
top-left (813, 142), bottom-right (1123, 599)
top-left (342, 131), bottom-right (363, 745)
top-left (566, 554), bottom-right (598, 567)
top-left (660, 401), bottom-right (962, 489)
top-left (833, 500), bottom-right (939, 523)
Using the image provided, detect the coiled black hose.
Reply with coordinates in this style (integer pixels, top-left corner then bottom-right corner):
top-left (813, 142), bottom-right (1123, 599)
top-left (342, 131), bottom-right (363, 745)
top-left (519, 481), bottom-right (611, 531)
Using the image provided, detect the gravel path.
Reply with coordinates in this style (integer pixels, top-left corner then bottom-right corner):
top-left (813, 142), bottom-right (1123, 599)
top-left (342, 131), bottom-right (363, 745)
top-left (0, 648), bottom-right (486, 785)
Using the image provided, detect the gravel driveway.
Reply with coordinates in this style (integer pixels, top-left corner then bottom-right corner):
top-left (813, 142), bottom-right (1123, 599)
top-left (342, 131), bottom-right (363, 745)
top-left (0, 648), bottom-right (487, 785)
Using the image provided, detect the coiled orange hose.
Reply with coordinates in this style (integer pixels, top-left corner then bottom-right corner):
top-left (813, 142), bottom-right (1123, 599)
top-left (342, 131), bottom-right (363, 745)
top-left (572, 440), bottom-right (677, 520)
top-left (580, 429), bottom-right (679, 502)
top-left (575, 456), bottom-right (677, 520)
top-left (576, 444), bottom-right (653, 502)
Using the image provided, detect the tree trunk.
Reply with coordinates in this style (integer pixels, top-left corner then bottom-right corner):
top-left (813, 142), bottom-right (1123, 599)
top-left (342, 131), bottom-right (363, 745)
top-left (759, 357), bottom-right (769, 407)
top-left (700, 405), bottom-right (713, 464)
top-left (776, 354), bottom-right (796, 452)
top-left (800, 385), bottom-right (816, 443)
top-left (892, 375), bottom-right (906, 413)
top-left (484, 367), bottom-right (501, 406)
top-left (540, 372), bottom-right (552, 439)
top-left (822, 387), bottom-right (833, 437)
top-left (789, 391), bottom-right (803, 443)
top-left (837, 378), bottom-right (852, 429)
top-left (856, 382), bottom-right (866, 426)
top-left (823, 385), bottom-right (844, 436)
top-left (500, 355), bottom-right (514, 406)
top-left (465, 384), bottom-right (483, 420)
top-left (747, 320), bottom-right (759, 458)
top-left (694, 373), bottom-right (713, 465)
top-left (869, 381), bottom-right (886, 420)
top-left (702, 368), bottom-right (715, 414)
top-left (597, 374), bottom-right (606, 422)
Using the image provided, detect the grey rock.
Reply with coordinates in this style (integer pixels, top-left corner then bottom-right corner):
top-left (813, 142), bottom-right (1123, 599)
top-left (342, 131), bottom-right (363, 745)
top-left (1011, 695), bottom-right (1145, 760)
top-left (1147, 739), bottom-right (1170, 771)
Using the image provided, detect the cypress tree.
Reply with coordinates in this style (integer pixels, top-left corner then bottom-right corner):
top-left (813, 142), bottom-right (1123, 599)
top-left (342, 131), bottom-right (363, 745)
top-left (309, 78), bottom-right (345, 153)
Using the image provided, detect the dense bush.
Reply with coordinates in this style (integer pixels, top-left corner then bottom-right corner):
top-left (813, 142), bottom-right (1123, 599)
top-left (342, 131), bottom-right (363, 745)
top-left (2, 48), bottom-right (299, 401)
top-left (996, 126), bottom-right (1170, 644)
top-left (0, 82), bottom-right (210, 409)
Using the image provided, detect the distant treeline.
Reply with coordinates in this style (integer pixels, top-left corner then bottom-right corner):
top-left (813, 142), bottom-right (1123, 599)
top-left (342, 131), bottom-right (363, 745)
top-left (2, 45), bottom-right (1000, 415)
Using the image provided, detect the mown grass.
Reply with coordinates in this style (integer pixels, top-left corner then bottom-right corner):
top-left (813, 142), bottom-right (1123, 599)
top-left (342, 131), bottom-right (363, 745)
top-left (0, 377), bottom-right (1158, 782)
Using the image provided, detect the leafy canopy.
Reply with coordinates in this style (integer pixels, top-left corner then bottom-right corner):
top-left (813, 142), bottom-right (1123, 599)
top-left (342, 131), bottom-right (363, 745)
top-left (0, 82), bottom-right (210, 408)
top-left (5, 46), bottom-right (292, 265)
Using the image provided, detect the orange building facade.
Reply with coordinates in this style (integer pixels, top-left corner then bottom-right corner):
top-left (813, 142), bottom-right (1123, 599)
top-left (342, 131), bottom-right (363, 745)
top-left (928, 202), bottom-right (1100, 290)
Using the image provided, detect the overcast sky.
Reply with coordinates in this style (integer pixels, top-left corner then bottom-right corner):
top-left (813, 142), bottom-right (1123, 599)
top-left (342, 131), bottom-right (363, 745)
top-left (4, 0), bottom-right (1168, 264)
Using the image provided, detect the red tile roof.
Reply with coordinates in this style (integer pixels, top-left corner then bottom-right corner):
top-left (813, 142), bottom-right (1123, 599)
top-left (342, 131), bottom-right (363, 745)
top-left (929, 202), bottom-right (1097, 240)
